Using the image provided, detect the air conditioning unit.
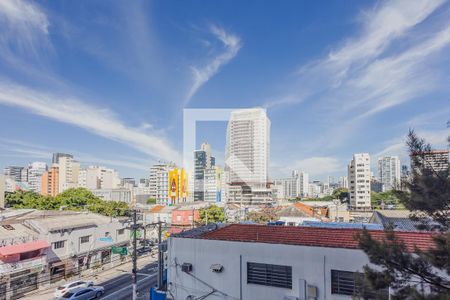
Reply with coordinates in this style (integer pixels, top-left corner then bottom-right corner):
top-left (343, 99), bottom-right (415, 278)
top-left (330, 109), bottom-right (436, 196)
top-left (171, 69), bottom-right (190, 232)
top-left (210, 264), bottom-right (224, 273)
top-left (307, 285), bottom-right (318, 299)
top-left (283, 296), bottom-right (298, 300)
top-left (181, 263), bottom-right (193, 273)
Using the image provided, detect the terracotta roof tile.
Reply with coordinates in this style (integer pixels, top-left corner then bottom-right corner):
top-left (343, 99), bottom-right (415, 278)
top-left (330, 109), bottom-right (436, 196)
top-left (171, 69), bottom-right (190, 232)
top-left (150, 205), bottom-right (165, 213)
top-left (198, 224), bottom-right (435, 252)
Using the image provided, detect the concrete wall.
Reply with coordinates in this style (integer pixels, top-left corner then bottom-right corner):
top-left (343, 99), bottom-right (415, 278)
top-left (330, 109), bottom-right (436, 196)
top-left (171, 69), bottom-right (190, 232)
top-left (168, 237), bottom-right (371, 300)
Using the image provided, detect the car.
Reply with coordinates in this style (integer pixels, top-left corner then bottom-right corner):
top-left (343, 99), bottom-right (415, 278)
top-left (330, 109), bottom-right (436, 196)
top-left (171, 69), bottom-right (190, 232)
top-left (57, 286), bottom-right (104, 300)
top-left (54, 280), bottom-right (94, 298)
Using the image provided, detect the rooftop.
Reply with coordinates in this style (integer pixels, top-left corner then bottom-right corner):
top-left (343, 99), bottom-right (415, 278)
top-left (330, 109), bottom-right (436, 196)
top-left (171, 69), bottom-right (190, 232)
top-left (177, 223), bottom-right (435, 252)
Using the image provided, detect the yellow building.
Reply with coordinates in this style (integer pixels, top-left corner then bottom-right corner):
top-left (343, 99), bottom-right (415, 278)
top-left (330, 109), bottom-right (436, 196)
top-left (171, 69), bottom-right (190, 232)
top-left (168, 168), bottom-right (189, 205)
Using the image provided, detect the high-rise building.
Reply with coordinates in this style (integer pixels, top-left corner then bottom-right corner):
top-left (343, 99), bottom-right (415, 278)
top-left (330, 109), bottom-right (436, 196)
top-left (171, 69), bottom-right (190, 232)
top-left (338, 176), bottom-right (348, 189)
top-left (149, 162), bottom-right (176, 204)
top-left (377, 156), bottom-right (400, 191)
top-left (275, 170), bottom-right (309, 200)
top-left (3, 166), bottom-right (24, 182)
top-left (411, 150), bottom-right (449, 173)
top-left (225, 108), bottom-right (271, 205)
top-left (27, 162), bottom-right (47, 192)
top-left (78, 166), bottom-right (119, 190)
top-left (56, 154), bottom-right (77, 193)
top-left (348, 153), bottom-right (371, 210)
top-left (194, 142), bottom-right (215, 201)
top-left (52, 153), bottom-right (73, 164)
top-left (41, 165), bottom-right (59, 197)
top-left (204, 166), bottom-right (223, 202)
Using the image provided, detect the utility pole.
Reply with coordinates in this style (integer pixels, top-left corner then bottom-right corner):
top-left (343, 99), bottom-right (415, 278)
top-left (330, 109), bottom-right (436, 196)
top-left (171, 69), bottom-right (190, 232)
top-left (157, 221), bottom-right (163, 289)
top-left (132, 209), bottom-right (137, 300)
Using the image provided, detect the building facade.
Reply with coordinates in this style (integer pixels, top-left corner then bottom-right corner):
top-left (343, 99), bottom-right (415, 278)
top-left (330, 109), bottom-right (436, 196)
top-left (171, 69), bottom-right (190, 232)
top-left (411, 150), bottom-right (449, 173)
top-left (194, 143), bottom-right (215, 202)
top-left (377, 156), bottom-right (400, 191)
top-left (225, 108), bottom-right (272, 205)
top-left (168, 224), bottom-right (433, 300)
top-left (41, 165), bottom-right (59, 197)
top-left (27, 162), bottom-right (47, 193)
top-left (348, 153), bottom-right (371, 210)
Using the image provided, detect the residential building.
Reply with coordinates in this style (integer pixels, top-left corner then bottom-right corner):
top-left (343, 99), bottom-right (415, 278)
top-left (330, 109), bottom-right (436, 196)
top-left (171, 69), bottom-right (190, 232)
top-left (27, 162), bottom-right (47, 193)
top-left (377, 156), bottom-right (401, 191)
top-left (369, 210), bottom-right (440, 231)
top-left (0, 210), bottom-right (130, 300)
top-left (171, 208), bottom-right (200, 229)
top-left (57, 154), bottom-right (78, 193)
top-left (203, 166), bottom-right (223, 203)
top-left (3, 166), bottom-right (23, 182)
top-left (91, 188), bottom-right (132, 203)
top-left (275, 170), bottom-right (309, 200)
top-left (348, 153), bottom-right (371, 210)
top-left (150, 163), bottom-right (173, 204)
top-left (168, 224), bottom-right (433, 300)
top-left (411, 150), bottom-right (449, 173)
top-left (225, 108), bottom-right (272, 205)
top-left (40, 165), bottom-right (59, 197)
top-left (194, 142), bottom-right (215, 201)
top-left (78, 166), bottom-right (119, 190)
top-left (338, 176), bottom-right (348, 189)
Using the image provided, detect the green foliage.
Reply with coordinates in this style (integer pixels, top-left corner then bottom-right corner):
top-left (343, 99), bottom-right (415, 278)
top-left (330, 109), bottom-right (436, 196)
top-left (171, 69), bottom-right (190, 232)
top-left (356, 130), bottom-right (450, 298)
top-left (146, 198), bottom-right (157, 204)
top-left (246, 208), bottom-right (278, 224)
top-left (5, 188), bottom-right (129, 217)
top-left (370, 190), bottom-right (405, 209)
top-left (199, 205), bottom-right (225, 224)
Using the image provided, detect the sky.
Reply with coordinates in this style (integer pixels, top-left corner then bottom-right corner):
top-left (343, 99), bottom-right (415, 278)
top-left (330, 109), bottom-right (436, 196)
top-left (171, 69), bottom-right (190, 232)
top-left (0, 0), bottom-right (449, 181)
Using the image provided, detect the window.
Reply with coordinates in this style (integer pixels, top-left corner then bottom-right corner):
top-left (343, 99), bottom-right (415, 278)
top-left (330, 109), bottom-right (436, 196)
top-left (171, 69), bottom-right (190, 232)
top-left (117, 229), bottom-right (125, 235)
top-left (80, 236), bottom-right (90, 244)
top-left (331, 270), bottom-right (359, 295)
top-left (247, 262), bottom-right (292, 289)
top-left (53, 241), bottom-right (65, 249)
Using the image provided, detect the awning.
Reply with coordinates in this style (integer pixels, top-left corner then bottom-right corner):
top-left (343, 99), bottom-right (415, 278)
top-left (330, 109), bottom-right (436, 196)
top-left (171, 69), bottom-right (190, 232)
top-left (0, 240), bottom-right (50, 256)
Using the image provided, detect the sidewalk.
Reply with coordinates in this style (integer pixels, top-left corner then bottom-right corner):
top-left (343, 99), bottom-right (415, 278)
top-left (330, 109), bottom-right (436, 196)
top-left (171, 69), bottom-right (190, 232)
top-left (23, 254), bottom-right (157, 300)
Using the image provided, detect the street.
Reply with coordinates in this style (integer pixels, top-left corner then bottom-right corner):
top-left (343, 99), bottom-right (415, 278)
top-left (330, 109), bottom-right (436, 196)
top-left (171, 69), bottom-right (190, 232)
top-left (99, 262), bottom-right (158, 300)
top-left (22, 255), bottom-right (158, 300)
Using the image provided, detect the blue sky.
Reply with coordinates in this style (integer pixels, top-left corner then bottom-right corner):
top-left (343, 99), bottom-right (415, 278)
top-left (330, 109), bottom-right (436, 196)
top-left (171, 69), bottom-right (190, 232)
top-left (0, 0), bottom-right (449, 181)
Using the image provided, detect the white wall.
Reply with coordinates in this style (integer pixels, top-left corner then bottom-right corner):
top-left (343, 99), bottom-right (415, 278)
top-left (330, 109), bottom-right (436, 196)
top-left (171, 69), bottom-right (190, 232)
top-left (168, 237), bottom-right (371, 300)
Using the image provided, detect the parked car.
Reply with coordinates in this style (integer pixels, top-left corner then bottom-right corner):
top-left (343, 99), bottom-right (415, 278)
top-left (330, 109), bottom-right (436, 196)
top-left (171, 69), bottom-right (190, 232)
top-left (54, 280), bottom-right (94, 298)
top-left (57, 286), bottom-right (104, 300)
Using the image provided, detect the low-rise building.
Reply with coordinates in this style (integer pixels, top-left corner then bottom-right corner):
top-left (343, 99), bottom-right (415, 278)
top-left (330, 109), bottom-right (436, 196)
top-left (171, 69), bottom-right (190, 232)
top-left (168, 224), bottom-right (434, 300)
top-left (91, 188), bottom-right (132, 203)
top-left (0, 210), bottom-right (130, 299)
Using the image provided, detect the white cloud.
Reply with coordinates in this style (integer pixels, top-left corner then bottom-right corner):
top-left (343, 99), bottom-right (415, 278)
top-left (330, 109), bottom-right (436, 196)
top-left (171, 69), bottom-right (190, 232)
top-left (185, 25), bottom-right (242, 103)
top-left (0, 81), bottom-right (180, 162)
top-left (291, 156), bottom-right (343, 177)
top-left (0, 0), bottom-right (51, 62)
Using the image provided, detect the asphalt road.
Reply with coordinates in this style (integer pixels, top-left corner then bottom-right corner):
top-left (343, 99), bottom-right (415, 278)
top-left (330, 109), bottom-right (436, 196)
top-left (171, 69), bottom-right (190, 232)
top-left (99, 262), bottom-right (158, 300)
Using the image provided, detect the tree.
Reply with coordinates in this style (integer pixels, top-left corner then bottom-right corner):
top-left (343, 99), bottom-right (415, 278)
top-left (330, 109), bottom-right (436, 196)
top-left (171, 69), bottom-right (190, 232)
top-left (146, 198), bottom-right (157, 205)
top-left (356, 130), bottom-right (450, 298)
top-left (199, 205), bottom-right (225, 224)
top-left (371, 190), bottom-right (404, 209)
top-left (246, 208), bottom-right (278, 224)
top-left (332, 187), bottom-right (349, 201)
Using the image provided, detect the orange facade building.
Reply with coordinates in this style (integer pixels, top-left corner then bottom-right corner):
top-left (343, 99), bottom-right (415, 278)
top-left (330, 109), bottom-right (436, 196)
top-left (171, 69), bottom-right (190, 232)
top-left (41, 166), bottom-right (59, 197)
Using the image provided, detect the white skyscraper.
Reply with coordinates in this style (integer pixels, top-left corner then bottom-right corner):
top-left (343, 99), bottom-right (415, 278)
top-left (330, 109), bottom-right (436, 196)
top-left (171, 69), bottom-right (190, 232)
top-left (378, 156), bottom-right (401, 191)
top-left (225, 108), bottom-right (271, 205)
top-left (348, 153), bottom-right (371, 210)
top-left (27, 162), bottom-right (47, 192)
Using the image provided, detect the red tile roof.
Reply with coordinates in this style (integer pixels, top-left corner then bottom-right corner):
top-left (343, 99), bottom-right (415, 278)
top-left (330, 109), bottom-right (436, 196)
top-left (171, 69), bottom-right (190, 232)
top-left (199, 224), bottom-right (435, 252)
top-left (0, 240), bottom-right (50, 256)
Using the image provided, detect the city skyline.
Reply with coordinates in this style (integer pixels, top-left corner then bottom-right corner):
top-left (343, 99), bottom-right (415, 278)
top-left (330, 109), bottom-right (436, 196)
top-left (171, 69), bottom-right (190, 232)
top-left (0, 0), bottom-right (449, 181)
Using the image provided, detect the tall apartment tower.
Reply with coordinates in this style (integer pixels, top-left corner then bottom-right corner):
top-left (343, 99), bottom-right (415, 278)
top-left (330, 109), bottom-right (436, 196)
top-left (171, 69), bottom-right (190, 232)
top-left (348, 153), bottom-right (371, 210)
top-left (225, 108), bottom-right (271, 205)
top-left (3, 166), bottom-right (24, 182)
top-left (377, 156), bottom-right (401, 191)
top-left (194, 142), bottom-right (215, 201)
top-left (41, 165), bottom-right (59, 197)
top-left (54, 153), bottom-right (79, 193)
top-left (27, 162), bottom-right (48, 192)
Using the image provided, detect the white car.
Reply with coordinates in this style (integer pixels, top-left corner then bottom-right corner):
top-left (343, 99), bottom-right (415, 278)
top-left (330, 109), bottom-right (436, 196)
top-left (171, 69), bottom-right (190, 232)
top-left (57, 286), bottom-right (105, 300)
top-left (54, 280), bottom-right (94, 298)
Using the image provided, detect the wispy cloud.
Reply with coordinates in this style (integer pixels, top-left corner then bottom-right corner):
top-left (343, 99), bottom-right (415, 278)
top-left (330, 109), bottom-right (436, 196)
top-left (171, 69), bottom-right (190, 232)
top-left (266, 0), bottom-right (450, 154)
top-left (185, 25), bottom-right (242, 104)
top-left (0, 138), bottom-right (150, 171)
top-left (0, 81), bottom-right (180, 162)
top-left (0, 0), bottom-right (51, 65)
